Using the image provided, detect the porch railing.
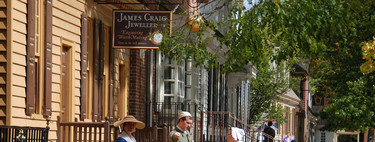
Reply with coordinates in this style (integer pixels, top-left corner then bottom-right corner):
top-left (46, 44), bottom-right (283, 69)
top-left (0, 125), bottom-right (49, 142)
top-left (57, 116), bottom-right (117, 142)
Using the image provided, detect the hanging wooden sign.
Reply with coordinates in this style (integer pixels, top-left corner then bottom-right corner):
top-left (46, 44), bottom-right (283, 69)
top-left (112, 10), bottom-right (172, 49)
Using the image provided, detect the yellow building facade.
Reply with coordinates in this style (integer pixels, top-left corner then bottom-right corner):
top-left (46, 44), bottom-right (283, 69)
top-left (3, 0), bottom-right (146, 141)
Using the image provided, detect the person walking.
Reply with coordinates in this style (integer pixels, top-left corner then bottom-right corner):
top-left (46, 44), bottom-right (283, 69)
top-left (282, 132), bottom-right (294, 142)
top-left (168, 111), bottom-right (193, 142)
top-left (263, 121), bottom-right (275, 142)
top-left (114, 115), bottom-right (145, 142)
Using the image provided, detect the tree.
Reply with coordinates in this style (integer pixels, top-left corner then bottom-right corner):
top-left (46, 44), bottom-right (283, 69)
top-left (361, 38), bottom-right (375, 74)
top-left (160, 0), bottom-right (375, 130)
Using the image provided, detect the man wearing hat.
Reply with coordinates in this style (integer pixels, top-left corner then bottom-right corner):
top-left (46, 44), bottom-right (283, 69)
top-left (168, 111), bottom-right (193, 142)
top-left (114, 115), bottom-right (145, 142)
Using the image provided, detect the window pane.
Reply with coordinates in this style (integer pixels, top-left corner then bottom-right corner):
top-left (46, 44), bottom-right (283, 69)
top-left (186, 88), bottom-right (191, 99)
top-left (36, 0), bottom-right (39, 16)
top-left (164, 96), bottom-right (173, 103)
top-left (179, 82), bottom-right (184, 97)
top-left (178, 67), bottom-right (184, 81)
top-left (164, 96), bottom-right (173, 109)
top-left (194, 87), bottom-right (199, 99)
top-left (164, 66), bottom-right (175, 79)
top-left (164, 81), bottom-right (174, 94)
top-left (35, 36), bottom-right (39, 54)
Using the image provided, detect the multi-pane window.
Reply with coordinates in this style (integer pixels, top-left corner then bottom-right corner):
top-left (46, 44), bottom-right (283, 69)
top-left (185, 59), bottom-right (201, 101)
top-left (162, 56), bottom-right (185, 103)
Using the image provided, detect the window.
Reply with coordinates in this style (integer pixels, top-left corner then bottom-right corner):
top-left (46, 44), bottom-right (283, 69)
top-left (27, 0), bottom-right (52, 116)
top-left (102, 25), bottom-right (110, 119)
top-left (85, 17), bottom-right (94, 120)
top-left (185, 59), bottom-right (201, 101)
top-left (35, 0), bottom-right (44, 115)
top-left (161, 56), bottom-right (185, 103)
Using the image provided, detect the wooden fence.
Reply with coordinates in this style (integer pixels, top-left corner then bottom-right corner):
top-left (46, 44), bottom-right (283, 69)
top-left (0, 125), bottom-right (49, 142)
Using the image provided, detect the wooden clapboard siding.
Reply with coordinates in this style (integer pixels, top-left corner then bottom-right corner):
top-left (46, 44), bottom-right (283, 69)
top-left (11, 64), bottom-right (26, 76)
top-left (0, 0), bottom-right (8, 125)
top-left (12, 53), bottom-right (26, 66)
top-left (11, 42), bottom-right (26, 55)
top-left (52, 35), bottom-right (62, 48)
top-left (52, 17), bottom-right (81, 32)
top-left (12, 20), bottom-right (26, 34)
top-left (52, 26), bottom-right (80, 43)
top-left (11, 74), bottom-right (26, 87)
top-left (0, 41), bottom-right (6, 51)
top-left (12, 86), bottom-right (25, 98)
top-left (13, 0), bottom-right (27, 13)
top-left (51, 64), bottom-right (60, 74)
top-left (54, 0), bottom-right (82, 16)
top-left (56, 0), bottom-right (85, 14)
top-left (0, 63), bottom-right (4, 73)
top-left (52, 8), bottom-right (81, 27)
top-left (52, 74), bottom-right (60, 83)
top-left (52, 53), bottom-right (61, 65)
top-left (0, 20), bottom-right (6, 30)
top-left (12, 9), bottom-right (27, 24)
top-left (12, 31), bottom-right (26, 45)
top-left (11, 117), bottom-right (48, 126)
top-left (51, 83), bottom-right (60, 95)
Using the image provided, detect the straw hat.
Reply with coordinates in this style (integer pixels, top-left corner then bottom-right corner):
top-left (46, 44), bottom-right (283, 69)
top-left (114, 115), bottom-right (145, 129)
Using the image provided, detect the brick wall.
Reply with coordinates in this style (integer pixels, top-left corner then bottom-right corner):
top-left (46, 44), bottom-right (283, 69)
top-left (129, 49), bottom-right (146, 122)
